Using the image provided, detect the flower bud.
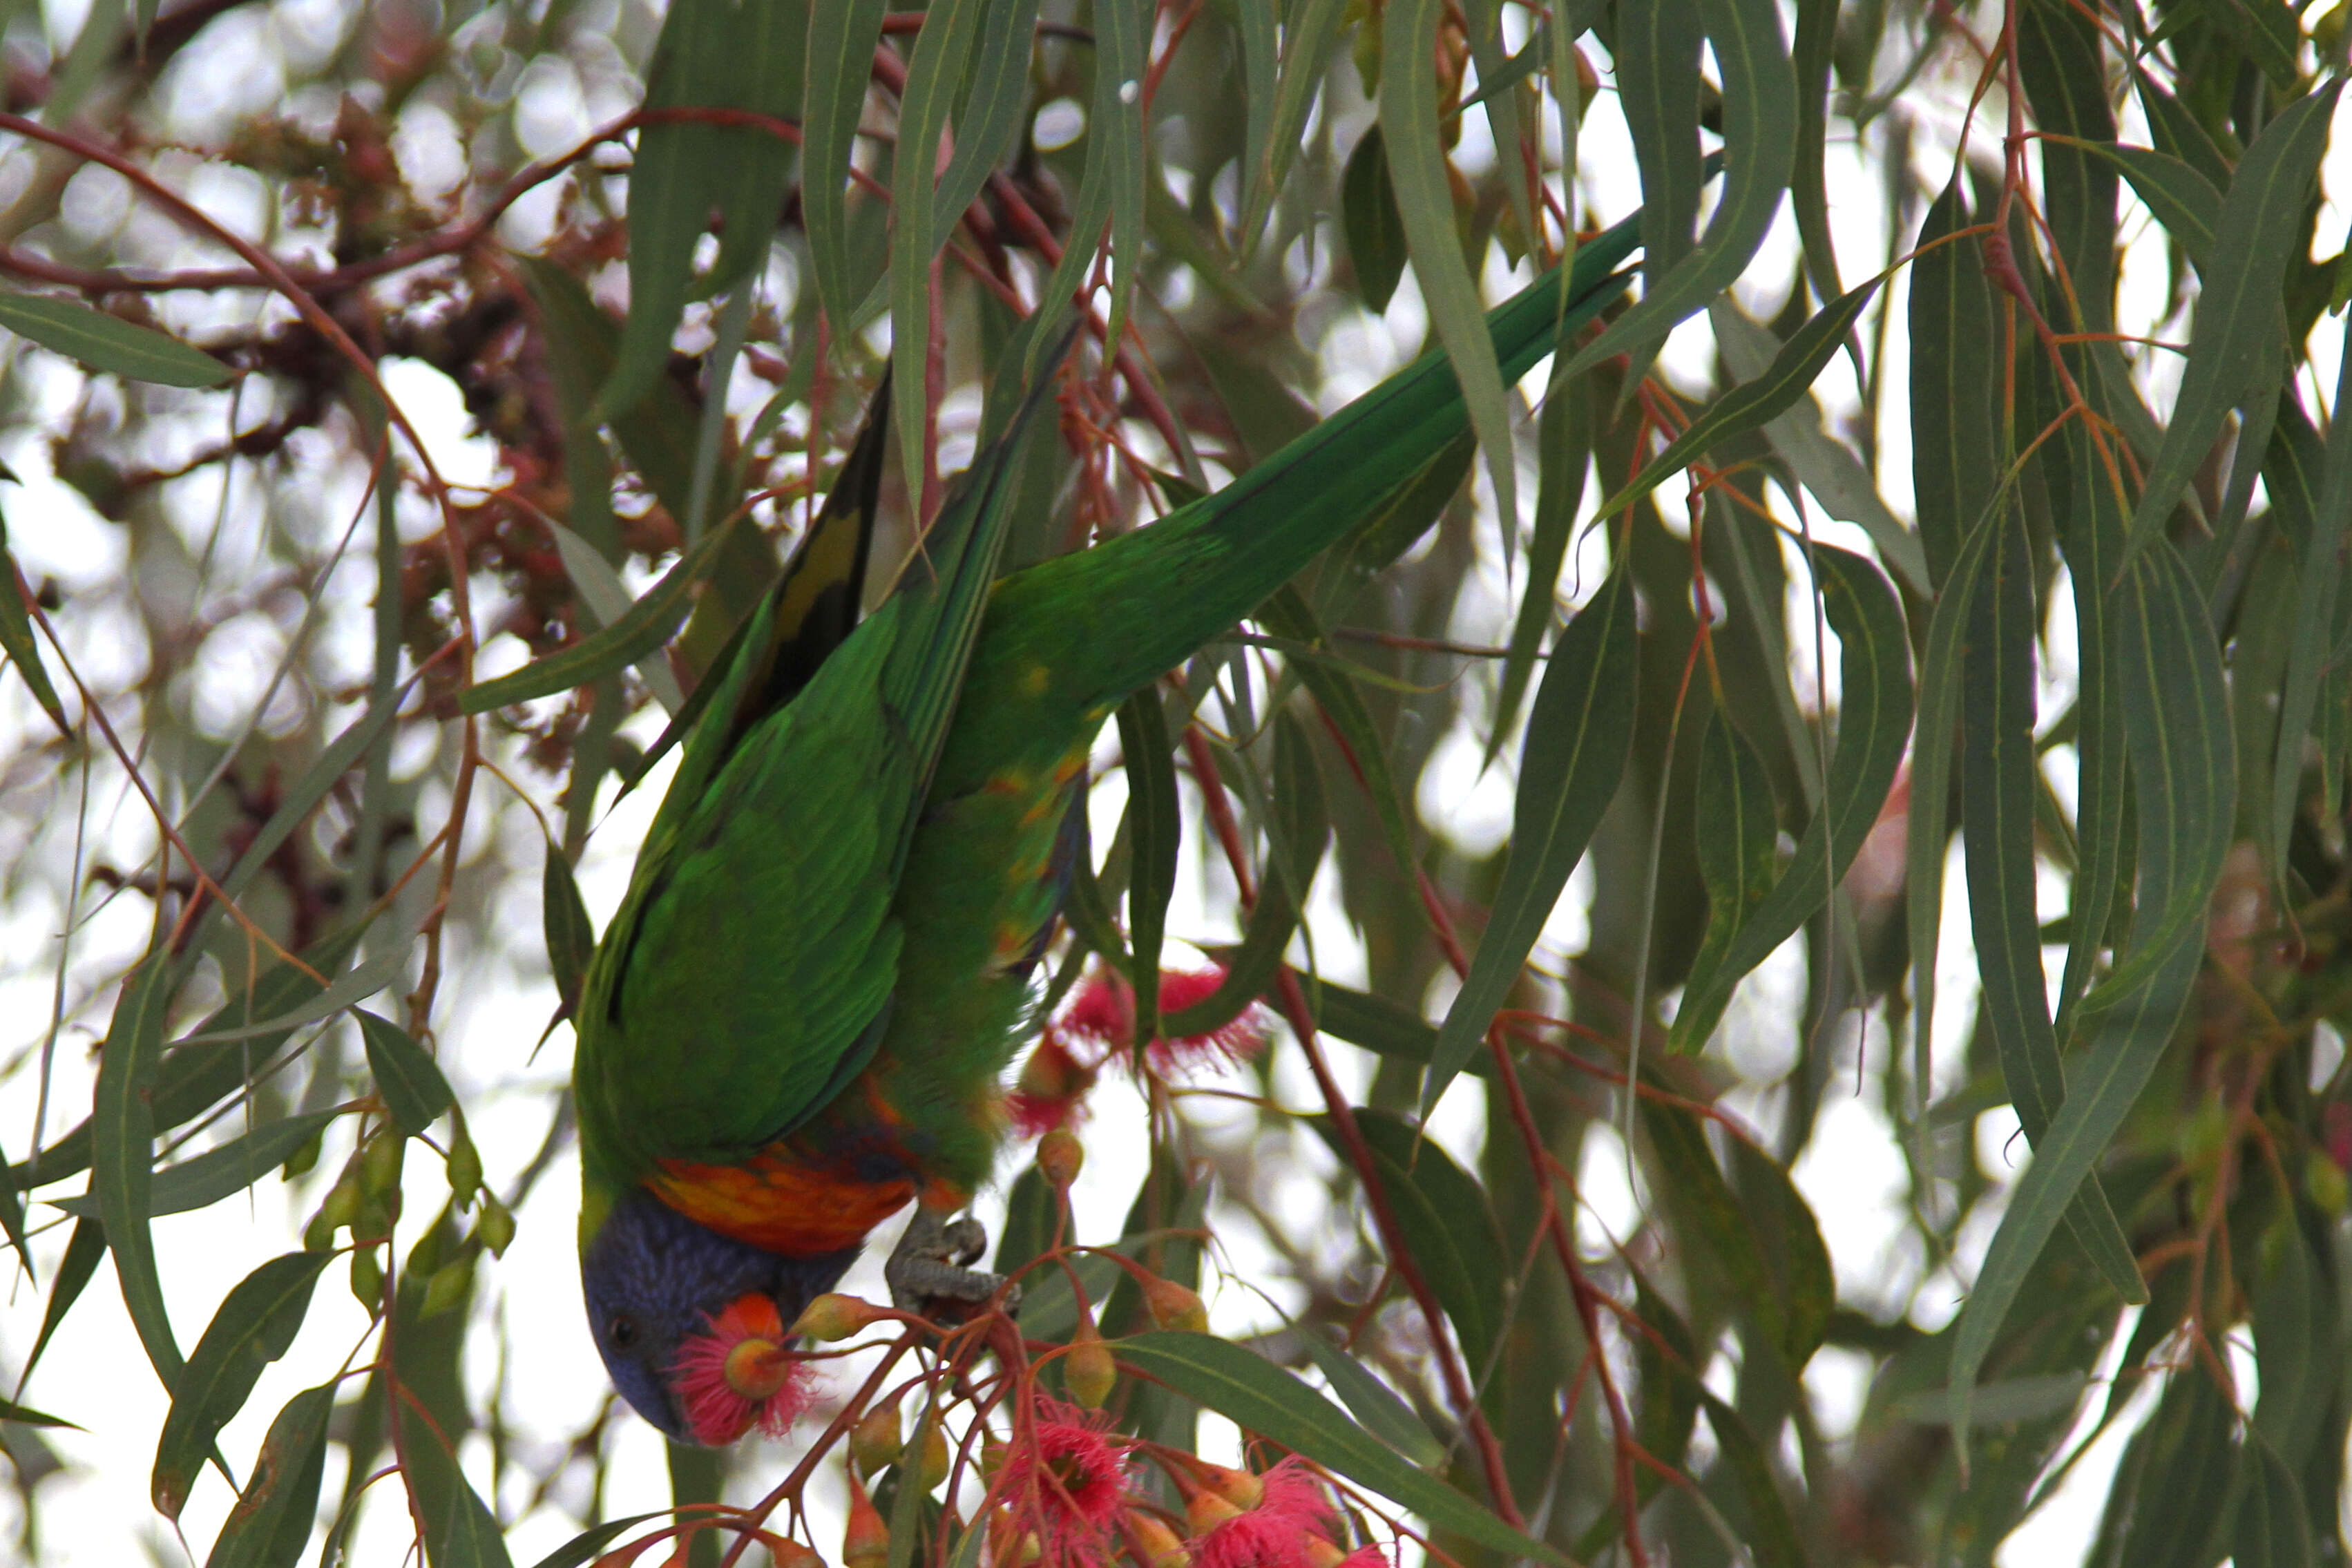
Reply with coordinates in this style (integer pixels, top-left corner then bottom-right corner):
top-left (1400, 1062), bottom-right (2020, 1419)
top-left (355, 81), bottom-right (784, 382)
top-left (475, 1195), bottom-right (515, 1257)
top-left (280, 1125), bottom-right (323, 1180)
top-left (1187, 1490), bottom-right (1245, 1535)
top-left (1142, 1276), bottom-right (1208, 1334)
top-left (843, 1475), bottom-right (888, 1568)
top-left (1198, 1463), bottom-right (1264, 1511)
top-left (916, 1418), bottom-right (950, 1491)
top-left (445, 1124), bottom-right (482, 1209)
top-left (1066, 1311), bottom-right (1116, 1409)
top-left (794, 1292), bottom-right (884, 1342)
top-left (850, 1398), bottom-right (902, 1476)
top-left (361, 1127), bottom-right (405, 1200)
top-left (1128, 1513), bottom-right (1190, 1568)
top-left (420, 1250), bottom-right (476, 1319)
top-left (350, 1245), bottom-right (384, 1310)
top-left (1037, 1128), bottom-right (1084, 1189)
top-left (769, 1543), bottom-right (824, 1568)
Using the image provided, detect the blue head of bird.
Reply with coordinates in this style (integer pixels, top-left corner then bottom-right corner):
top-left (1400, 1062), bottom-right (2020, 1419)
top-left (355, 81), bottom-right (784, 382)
top-left (580, 1188), bottom-right (857, 1444)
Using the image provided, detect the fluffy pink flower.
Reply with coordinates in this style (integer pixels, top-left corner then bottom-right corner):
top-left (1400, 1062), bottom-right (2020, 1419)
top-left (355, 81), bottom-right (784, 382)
top-left (1056, 963), bottom-right (1272, 1075)
top-left (1187, 1459), bottom-right (1340, 1568)
top-left (997, 1396), bottom-right (1135, 1565)
top-left (669, 1292), bottom-right (817, 1446)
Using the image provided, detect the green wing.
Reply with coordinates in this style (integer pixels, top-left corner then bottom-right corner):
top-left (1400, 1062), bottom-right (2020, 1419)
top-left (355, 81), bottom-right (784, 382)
top-left (575, 363), bottom-right (1064, 1187)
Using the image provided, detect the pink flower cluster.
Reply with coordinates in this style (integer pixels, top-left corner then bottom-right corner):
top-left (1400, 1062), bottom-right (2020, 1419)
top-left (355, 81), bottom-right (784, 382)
top-left (996, 1404), bottom-right (1384, 1568)
top-left (1009, 962), bottom-right (1272, 1137)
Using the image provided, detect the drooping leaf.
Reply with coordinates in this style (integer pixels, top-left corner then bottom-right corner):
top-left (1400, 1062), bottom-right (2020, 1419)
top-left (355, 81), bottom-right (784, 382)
top-left (2235, 1428), bottom-right (2317, 1568)
top-left (1116, 689), bottom-right (1180, 1049)
top-left (1951, 536), bottom-right (2230, 1464)
top-left (1301, 1331), bottom-right (1447, 1469)
top-left (153, 1252), bottom-right (329, 1521)
top-left (430, 1471), bottom-right (515, 1568)
top-left (1672, 705), bottom-right (1778, 1050)
top-left (21, 1217), bottom-right (104, 1382)
top-left (93, 954), bottom-right (184, 1388)
top-left (799, 0), bottom-right (888, 333)
top-left (542, 841), bottom-right (595, 1015)
top-left (0, 289), bottom-right (231, 386)
top-left (1962, 502), bottom-right (2141, 1302)
top-left (1557, 0), bottom-right (1795, 383)
top-left (1672, 546), bottom-right (1909, 1051)
top-left (1308, 1109), bottom-right (1509, 1399)
top-left (0, 504), bottom-right (66, 732)
top-left (203, 1384), bottom-right (334, 1568)
top-left (1490, 361), bottom-right (1589, 763)
top-left (1423, 567), bottom-right (1637, 1114)
top-left (2123, 82), bottom-right (2342, 564)
top-left (602, 0), bottom-right (805, 414)
top-left (457, 512), bottom-right (750, 714)
top-left (1380, 0), bottom-right (1520, 545)
top-left (50, 1109), bottom-right (338, 1221)
top-left (1907, 182), bottom-right (2005, 591)
top-left (1596, 277), bottom-right (1880, 522)
top-left (1341, 126), bottom-right (1408, 314)
top-left (357, 1011), bottom-right (455, 1136)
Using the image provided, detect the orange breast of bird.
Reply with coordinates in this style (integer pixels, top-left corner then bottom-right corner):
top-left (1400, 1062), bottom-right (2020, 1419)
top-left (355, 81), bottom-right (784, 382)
top-left (647, 1150), bottom-right (915, 1256)
top-left (647, 1083), bottom-right (924, 1257)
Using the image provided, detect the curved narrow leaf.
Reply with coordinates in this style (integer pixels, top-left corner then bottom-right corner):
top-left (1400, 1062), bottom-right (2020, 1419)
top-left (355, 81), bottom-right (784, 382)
top-left (1245, 0), bottom-right (1348, 245)
top-left (1116, 690), bottom-right (1180, 1049)
top-left (1491, 361), bottom-right (1590, 763)
top-left (432, 1471), bottom-right (515, 1568)
top-left (1422, 567), bottom-right (1638, 1115)
top-left (1698, 1389), bottom-right (1807, 1568)
top-left (1341, 127), bottom-right (1408, 314)
top-left (935, 0), bottom-right (1038, 232)
top-left (1596, 277), bottom-right (1880, 522)
top-left (457, 512), bottom-right (747, 714)
top-left (1908, 181), bottom-right (2004, 591)
top-left (1558, 0), bottom-right (1795, 383)
top-left (173, 946), bottom-right (409, 1046)
top-left (1301, 1332), bottom-right (1446, 1469)
top-left (602, 0), bottom-right (804, 416)
top-left (888, 0), bottom-right (991, 512)
top-left (1672, 546), bottom-right (1909, 1051)
top-left (358, 1011), bottom-right (454, 1136)
top-left (23, 1216), bottom-right (104, 1382)
top-left (1114, 1331), bottom-right (1569, 1565)
top-left (1710, 299), bottom-right (1930, 595)
top-left (52, 1109), bottom-right (338, 1221)
top-left (1951, 537), bottom-right (2231, 1466)
top-left (801, 0), bottom-right (889, 331)
top-left (526, 1514), bottom-right (671, 1568)
top-left (1309, 1108), bottom-right (1509, 1397)
top-left (2049, 139), bottom-right (2221, 269)
top-left (0, 1395), bottom-right (75, 1428)
top-left (0, 517), bottom-right (66, 732)
top-left (542, 842), bottom-right (595, 1015)
top-left (153, 1252), bottom-right (329, 1521)
top-left (1380, 0), bottom-right (1519, 544)
top-left (2123, 82), bottom-right (2342, 565)
top-left (2266, 312), bottom-right (2352, 885)
top-left (0, 290), bottom-right (231, 387)
top-left (2236, 1428), bottom-right (2317, 1568)
top-left (93, 955), bottom-right (183, 1389)
top-left (1672, 707), bottom-right (1779, 1053)
top-left (1962, 505), bottom-right (2141, 1303)
top-left (204, 1384), bottom-right (333, 1568)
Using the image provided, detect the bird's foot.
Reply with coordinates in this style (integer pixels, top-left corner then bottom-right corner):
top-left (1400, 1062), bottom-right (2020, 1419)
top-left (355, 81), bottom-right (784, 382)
top-left (886, 1210), bottom-right (1017, 1319)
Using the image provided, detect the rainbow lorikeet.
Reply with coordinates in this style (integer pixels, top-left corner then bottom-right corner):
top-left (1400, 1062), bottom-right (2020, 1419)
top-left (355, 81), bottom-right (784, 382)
top-left (573, 212), bottom-right (1644, 1445)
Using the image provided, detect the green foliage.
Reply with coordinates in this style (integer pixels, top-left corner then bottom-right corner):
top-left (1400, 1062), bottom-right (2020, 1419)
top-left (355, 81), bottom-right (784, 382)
top-left (0, 3), bottom-right (2349, 1566)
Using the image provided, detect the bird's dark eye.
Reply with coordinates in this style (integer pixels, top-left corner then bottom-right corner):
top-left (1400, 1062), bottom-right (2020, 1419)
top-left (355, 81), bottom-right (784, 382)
top-left (608, 1313), bottom-right (640, 1349)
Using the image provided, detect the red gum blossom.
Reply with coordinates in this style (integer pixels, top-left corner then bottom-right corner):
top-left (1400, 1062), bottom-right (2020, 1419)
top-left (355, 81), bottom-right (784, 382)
top-left (672, 1292), bottom-right (817, 1446)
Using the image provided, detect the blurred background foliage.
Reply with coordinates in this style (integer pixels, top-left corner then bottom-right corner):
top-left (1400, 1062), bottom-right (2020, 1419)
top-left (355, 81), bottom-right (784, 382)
top-left (0, 0), bottom-right (2349, 1564)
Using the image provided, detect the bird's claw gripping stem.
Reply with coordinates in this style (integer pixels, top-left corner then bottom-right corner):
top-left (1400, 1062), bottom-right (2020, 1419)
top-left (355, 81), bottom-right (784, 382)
top-left (887, 1210), bottom-right (1017, 1318)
